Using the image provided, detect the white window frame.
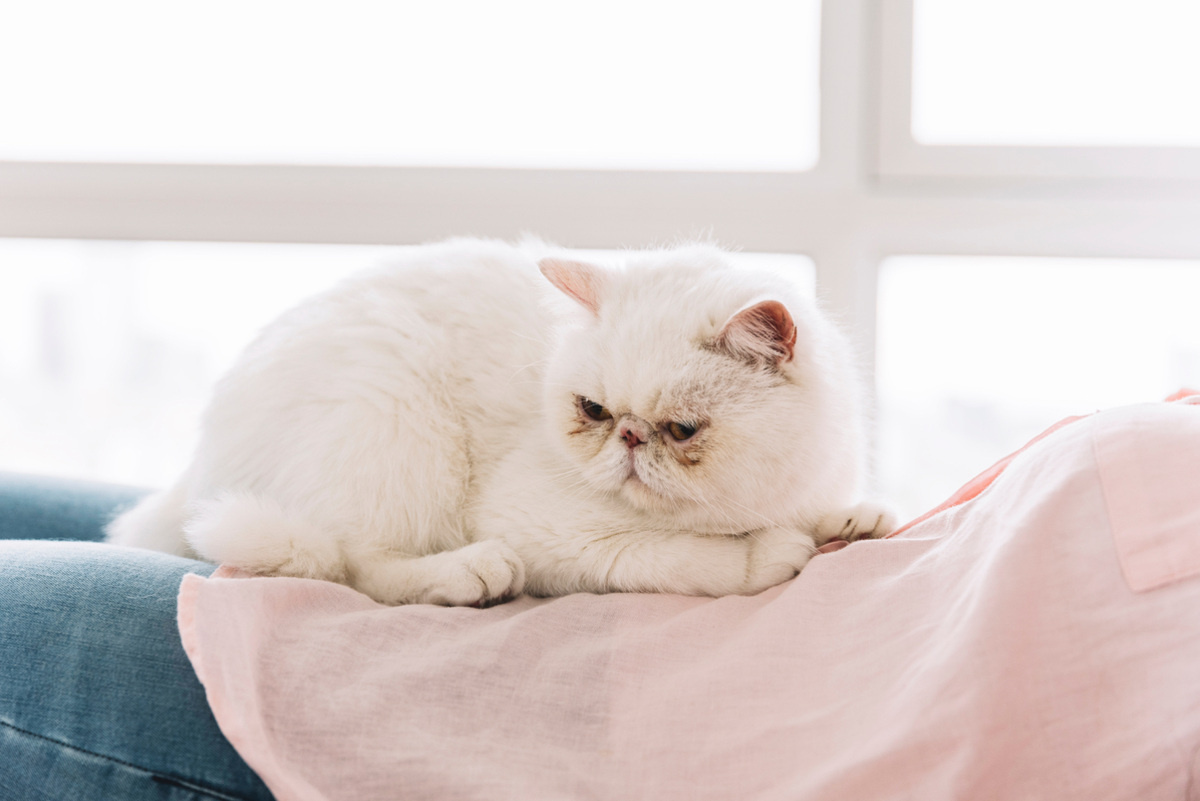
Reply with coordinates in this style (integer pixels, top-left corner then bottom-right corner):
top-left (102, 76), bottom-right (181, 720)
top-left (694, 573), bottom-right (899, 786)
top-left (3, 0), bottom-right (1200, 395)
top-left (878, 0), bottom-right (1200, 182)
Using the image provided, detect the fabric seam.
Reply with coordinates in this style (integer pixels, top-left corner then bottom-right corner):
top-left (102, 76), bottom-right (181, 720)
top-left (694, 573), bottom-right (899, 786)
top-left (1090, 406), bottom-right (1200, 592)
top-left (0, 717), bottom-right (252, 801)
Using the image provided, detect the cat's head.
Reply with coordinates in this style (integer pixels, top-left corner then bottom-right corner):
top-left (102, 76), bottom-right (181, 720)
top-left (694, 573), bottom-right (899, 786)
top-left (538, 244), bottom-right (865, 532)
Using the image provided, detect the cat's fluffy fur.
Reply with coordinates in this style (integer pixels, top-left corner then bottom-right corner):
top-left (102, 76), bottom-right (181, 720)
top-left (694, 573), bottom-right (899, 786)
top-left (108, 238), bottom-right (894, 605)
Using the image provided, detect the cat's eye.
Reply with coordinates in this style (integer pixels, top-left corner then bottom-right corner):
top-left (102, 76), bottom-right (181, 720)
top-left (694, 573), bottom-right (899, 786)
top-left (666, 421), bottom-right (698, 442)
top-left (579, 397), bottom-right (612, 422)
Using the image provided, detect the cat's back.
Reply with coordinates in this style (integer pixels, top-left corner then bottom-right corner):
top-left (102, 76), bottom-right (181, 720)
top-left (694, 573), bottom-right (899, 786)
top-left (359, 238), bottom-right (546, 333)
top-left (296, 237), bottom-right (544, 347)
top-left (199, 240), bottom-right (552, 485)
top-left (236, 238), bottom-right (548, 391)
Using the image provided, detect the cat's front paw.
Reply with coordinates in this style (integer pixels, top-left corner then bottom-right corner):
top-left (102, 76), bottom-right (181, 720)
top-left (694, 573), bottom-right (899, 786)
top-left (423, 540), bottom-right (526, 607)
top-left (816, 502), bottom-right (898, 545)
top-left (743, 526), bottom-right (817, 594)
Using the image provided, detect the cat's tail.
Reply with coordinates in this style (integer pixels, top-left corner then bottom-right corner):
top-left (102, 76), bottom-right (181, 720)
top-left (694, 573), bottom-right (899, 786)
top-left (106, 482), bottom-right (195, 558)
top-left (184, 492), bottom-right (347, 582)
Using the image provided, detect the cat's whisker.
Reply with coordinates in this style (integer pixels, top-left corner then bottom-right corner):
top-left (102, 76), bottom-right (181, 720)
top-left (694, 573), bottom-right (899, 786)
top-left (507, 359), bottom-right (550, 382)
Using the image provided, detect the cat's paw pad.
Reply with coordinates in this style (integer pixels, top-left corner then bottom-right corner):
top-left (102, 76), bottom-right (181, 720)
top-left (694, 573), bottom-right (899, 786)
top-left (744, 526), bottom-right (817, 594)
top-left (423, 540), bottom-right (525, 607)
top-left (816, 502), bottom-right (898, 544)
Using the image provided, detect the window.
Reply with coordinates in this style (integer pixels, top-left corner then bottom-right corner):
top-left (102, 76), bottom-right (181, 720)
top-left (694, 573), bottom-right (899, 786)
top-left (881, 0), bottom-right (1200, 180)
top-left (3, 1), bottom-right (1199, 519)
top-left (0, 238), bottom-right (810, 485)
top-left (0, 0), bottom-right (819, 170)
top-left (912, 0), bottom-right (1200, 147)
top-left (877, 256), bottom-right (1200, 514)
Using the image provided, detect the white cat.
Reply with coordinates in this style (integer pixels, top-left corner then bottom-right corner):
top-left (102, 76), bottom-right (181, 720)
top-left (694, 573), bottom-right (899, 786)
top-left (107, 238), bottom-right (895, 606)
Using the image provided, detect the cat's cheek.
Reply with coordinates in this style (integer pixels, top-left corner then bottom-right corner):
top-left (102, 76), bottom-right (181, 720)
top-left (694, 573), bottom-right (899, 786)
top-left (558, 423), bottom-right (608, 467)
top-left (567, 439), bottom-right (629, 496)
top-left (664, 441), bottom-right (704, 467)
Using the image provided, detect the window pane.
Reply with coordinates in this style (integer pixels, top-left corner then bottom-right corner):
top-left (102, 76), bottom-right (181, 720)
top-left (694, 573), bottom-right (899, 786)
top-left (877, 256), bottom-right (1200, 516)
top-left (0, 0), bottom-right (819, 171)
top-left (0, 239), bottom-right (813, 486)
top-left (913, 0), bottom-right (1200, 146)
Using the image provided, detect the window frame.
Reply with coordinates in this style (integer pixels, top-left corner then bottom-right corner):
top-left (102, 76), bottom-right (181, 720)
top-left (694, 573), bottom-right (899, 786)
top-left (878, 0), bottom-right (1200, 182)
top-left (3, 0), bottom-right (1200, 395)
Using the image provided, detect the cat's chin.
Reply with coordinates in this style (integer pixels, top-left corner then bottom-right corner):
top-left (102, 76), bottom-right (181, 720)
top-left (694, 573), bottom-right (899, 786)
top-left (617, 479), bottom-right (734, 531)
top-left (617, 478), bottom-right (659, 511)
top-left (612, 462), bottom-right (702, 521)
top-left (585, 452), bottom-right (661, 506)
top-left (586, 461), bottom-right (659, 510)
top-left (617, 472), bottom-right (684, 516)
top-left (620, 472), bottom-right (651, 498)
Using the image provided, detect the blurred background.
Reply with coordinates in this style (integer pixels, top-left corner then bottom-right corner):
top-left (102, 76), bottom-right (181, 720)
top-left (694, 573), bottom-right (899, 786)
top-left (2, 0), bottom-right (1198, 519)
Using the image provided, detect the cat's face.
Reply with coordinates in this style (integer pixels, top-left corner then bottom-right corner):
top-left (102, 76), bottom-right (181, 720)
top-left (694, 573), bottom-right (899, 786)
top-left (551, 348), bottom-right (798, 528)
top-left (539, 247), bottom-right (863, 532)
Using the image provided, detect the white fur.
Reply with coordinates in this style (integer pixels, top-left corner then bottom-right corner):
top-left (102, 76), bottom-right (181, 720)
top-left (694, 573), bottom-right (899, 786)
top-left (107, 238), bottom-right (893, 605)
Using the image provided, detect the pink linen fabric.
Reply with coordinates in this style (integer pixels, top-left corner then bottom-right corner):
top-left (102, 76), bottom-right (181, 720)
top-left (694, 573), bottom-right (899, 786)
top-left (178, 401), bottom-right (1200, 801)
top-left (1096, 399), bottom-right (1200, 591)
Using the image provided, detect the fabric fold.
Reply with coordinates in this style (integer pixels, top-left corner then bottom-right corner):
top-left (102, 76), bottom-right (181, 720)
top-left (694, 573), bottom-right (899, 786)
top-left (178, 402), bottom-right (1200, 800)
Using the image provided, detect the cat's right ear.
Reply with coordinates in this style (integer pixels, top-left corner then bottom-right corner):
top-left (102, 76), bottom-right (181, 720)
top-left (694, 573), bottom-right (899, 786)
top-left (539, 258), bottom-right (605, 316)
top-left (713, 299), bottom-right (798, 366)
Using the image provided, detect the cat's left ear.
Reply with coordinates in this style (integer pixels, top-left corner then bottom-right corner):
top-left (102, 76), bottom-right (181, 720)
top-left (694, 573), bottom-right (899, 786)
top-left (714, 300), bottom-right (797, 366)
top-left (539, 258), bottom-right (606, 316)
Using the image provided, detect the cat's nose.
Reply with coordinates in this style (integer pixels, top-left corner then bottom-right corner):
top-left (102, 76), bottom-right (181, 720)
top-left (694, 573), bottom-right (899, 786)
top-left (618, 422), bottom-right (646, 449)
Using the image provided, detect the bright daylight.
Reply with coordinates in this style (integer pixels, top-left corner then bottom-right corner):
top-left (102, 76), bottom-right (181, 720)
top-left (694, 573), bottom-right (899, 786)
top-left (1, 2), bottom-right (1199, 799)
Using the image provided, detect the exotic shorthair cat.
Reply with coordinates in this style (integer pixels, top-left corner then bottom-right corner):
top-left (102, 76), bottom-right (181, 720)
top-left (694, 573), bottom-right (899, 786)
top-left (108, 238), bottom-right (895, 606)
